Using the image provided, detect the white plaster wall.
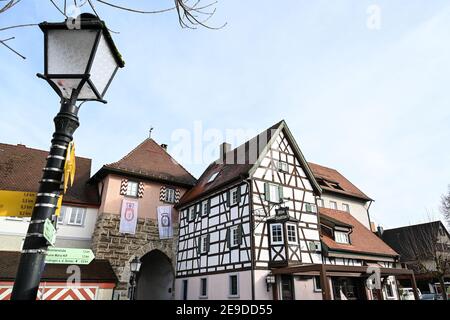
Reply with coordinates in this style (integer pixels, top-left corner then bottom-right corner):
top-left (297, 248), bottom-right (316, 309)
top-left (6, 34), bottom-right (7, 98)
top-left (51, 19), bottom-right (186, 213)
top-left (254, 269), bottom-right (273, 300)
top-left (293, 277), bottom-right (323, 300)
top-left (319, 194), bottom-right (371, 228)
top-left (175, 271), bottom-right (252, 300)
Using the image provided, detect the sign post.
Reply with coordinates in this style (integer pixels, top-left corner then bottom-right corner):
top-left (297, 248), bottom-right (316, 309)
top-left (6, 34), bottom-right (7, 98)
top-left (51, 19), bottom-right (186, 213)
top-left (45, 248), bottom-right (95, 265)
top-left (0, 191), bottom-right (36, 217)
top-left (43, 219), bottom-right (56, 246)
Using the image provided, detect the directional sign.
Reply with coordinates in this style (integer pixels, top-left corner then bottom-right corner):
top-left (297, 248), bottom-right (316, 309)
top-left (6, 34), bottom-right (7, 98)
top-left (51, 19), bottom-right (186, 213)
top-left (43, 218), bottom-right (56, 246)
top-left (0, 190), bottom-right (63, 217)
top-left (45, 247), bottom-right (95, 265)
top-left (0, 191), bottom-right (36, 217)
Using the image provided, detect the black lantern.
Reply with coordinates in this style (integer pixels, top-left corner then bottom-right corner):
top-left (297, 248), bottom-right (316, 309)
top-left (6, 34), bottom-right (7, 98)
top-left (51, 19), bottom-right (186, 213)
top-left (38, 13), bottom-right (125, 103)
top-left (266, 274), bottom-right (276, 291)
top-left (130, 256), bottom-right (142, 274)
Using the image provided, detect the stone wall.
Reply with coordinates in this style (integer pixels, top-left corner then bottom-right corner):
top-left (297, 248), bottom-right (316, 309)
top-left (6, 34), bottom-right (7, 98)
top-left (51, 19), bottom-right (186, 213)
top-left (91, 212), bottom-right (178, 299)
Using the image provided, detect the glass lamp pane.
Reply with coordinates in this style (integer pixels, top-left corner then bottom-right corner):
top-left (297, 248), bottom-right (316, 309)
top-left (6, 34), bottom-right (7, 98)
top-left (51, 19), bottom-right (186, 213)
top-left (78, 81), bottom-right (97, 100)
top-left (89, 33), bottom-right (119, 97)
top-left (50, 78), bottom-right (82, 99)
top-left (47, 29), bottom-right (98, 75)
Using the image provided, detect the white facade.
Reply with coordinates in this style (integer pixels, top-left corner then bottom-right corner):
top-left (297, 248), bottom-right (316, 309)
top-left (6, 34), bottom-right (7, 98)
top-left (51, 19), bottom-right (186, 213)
top-left (0, 205), bottom-right (98, 251)
top-left (318, 194), bottom-right (371, 229)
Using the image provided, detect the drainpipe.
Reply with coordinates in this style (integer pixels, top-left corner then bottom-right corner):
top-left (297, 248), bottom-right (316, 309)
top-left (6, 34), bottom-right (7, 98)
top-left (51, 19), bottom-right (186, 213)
top-left (243, 178), bottom-right (256, 300)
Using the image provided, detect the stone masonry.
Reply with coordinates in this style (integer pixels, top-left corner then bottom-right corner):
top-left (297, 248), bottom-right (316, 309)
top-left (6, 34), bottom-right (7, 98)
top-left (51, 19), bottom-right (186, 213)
top-left (91, 213), bottom-right (178, 299)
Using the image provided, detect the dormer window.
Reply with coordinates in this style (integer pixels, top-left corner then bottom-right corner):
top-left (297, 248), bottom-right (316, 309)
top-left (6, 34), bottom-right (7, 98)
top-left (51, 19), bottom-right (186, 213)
top-left (207, 172), bottom-right (219, 183)
top-left (335, 231), bottom-right (350, 244)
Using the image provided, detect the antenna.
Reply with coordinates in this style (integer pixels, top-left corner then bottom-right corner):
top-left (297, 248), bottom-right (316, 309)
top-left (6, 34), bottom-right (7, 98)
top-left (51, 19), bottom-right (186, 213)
top-left (149, 127), bottom-right (154, 138)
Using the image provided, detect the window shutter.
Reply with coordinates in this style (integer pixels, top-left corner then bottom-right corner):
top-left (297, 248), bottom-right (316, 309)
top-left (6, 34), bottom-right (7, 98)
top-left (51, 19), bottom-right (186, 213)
top-left (197, 203), bottom-right (202, 217)
top-left (159, 186), bottom-right (166, 201)
top-left (197, 237), bottom-right (201, 255)
top-left (226, 191), bottom-right (231, 207)
top-left (175, 189), bottom-right (181, 203)
top-left (226, 228), bottom-right (231, 248)
top-left (206, 235), bottom-right (210, 252)
top-left (120, 179), bottom-right (128, 195)
top-left (236, 186), bottom-right (241, 204)
top-left (238, 225), bottom-right (243, 245)
top-left (206, 199), bottom-right (211, 213)
top-left (138, 182), bottom-right (144, 198)
top-left (264, 183), bottom-right (270, 202)
top-left (278, 185), bottom-right (284, 202)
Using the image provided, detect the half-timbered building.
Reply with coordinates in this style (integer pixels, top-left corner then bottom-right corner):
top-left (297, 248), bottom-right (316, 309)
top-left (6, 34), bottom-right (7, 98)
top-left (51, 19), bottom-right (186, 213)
top-left (174, 120), bottom-right (418, 300)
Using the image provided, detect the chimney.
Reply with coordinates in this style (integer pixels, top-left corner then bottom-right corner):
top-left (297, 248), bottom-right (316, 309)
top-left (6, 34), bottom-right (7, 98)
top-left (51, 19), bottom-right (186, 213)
top-left (377, 226), bottom-right (384, 237)
top-left (160, 144), bottom-right (168, 151)
top-left (220, 142), bottom-right (231, 163)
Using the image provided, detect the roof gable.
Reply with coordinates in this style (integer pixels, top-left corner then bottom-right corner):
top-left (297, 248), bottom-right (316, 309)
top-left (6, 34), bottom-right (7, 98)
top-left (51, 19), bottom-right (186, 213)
top-left (178, 120), bottom-right (321, 207)
top-left (91, 139), bottom-right (196, 187)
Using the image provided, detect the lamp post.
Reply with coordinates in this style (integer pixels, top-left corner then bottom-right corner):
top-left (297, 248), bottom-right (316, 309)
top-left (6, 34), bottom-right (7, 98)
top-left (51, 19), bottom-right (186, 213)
top-left (11, 13), bottom-right (124, 300)
top-left (129, 256), bottom-right (142, 300)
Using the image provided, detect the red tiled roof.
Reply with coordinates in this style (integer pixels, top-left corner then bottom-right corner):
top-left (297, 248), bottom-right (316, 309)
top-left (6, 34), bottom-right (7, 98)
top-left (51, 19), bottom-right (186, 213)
top-left (0, 143), bottom-right (99, 206)
top-left (91, 138), bottom-right (196, 187)
top-left (308, 162), bottom-right (372, 201)
top-left (319, 207), bottom-right (398, 257)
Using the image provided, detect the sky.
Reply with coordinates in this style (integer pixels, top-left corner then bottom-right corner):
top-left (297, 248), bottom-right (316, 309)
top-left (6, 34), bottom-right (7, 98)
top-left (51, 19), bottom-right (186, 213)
top-left (0, 0), bottom-right (449, 229)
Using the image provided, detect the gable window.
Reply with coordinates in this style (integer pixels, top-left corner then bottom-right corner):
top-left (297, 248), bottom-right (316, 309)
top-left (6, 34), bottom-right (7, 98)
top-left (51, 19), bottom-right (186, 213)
top-left (229, 225), bottom-right (241, 248)
top-left (165, 188), bottom-right (176, 203)
top-left (230, 188), bottom-right (239, 206)
top-left (229, 274), bottom-right (239, 297)
top-left (278, 161), bottom-right (289, 173)
top-left (342, 203), bottom-right (350, 213)
top-left (265, 183), bottom-right (283, 203)
top-left (202, 200), bottom-right (209, 216)
top-left (334, 231), bottom-right (349, 244)
top-left (286, 224), bottom-right (298, 244)
top-left (188, 207), bottom-right (196, 222)
top-left (126, 181), bottom-right (138, 197)
top-left (200, 278), bottom-right (208, 298)
top-left (305, 203), bottom-right (317, 213)
top-left (199, 235), bottom-right (209, 254)
top-left (329, 201), bottom-right (337, 210)
top-left (68, 207), bottom-right (86, 226)
top-left (270, 223), bottom-right (284, 245)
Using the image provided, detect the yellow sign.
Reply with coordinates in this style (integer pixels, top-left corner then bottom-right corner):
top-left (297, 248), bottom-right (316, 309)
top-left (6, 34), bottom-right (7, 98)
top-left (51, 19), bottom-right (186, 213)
top-left (0, 191), bottom-right (36, 217)
top-left (63, 141), bottom-right (76, 194)
top-left (0, 190), bottom-right (63, 217)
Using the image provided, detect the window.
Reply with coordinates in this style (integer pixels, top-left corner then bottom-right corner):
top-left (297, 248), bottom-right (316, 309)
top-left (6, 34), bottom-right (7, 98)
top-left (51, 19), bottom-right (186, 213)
top-left (188, 207), bottom-right (196, 222)
top-left (207, 172), bottom-right (219, 183)
top-left (265, 183), bottom-right (282, 203)
top-left (334, 231), bottom-right (349, 244)
top-left (317, 199), bottom-right (324, 207)
top-left (68, 207), bottom-right (86, 226)
top-left (342, 203), bottom-right (350, 213)
top-left (286, 224), bottom-right (298, 244)
top-left (329, 201), bottom-right (337, 210)
top-left (200, 278), bottom-right (208, 298)
top-left (126, 181), bottom-right (138, 197)
top-left (229, 226), bottom-right (241, 248)
top-left (229, 274), bottom-right (239, 297)
top-left (385, 281), bottom-right (395, 298)
top-left (270, 223), bottom-right (284, 245)
top-left (202, 201), bottom-right (209, 216)
top-left (313, 276), bottom-right (322, 292)
top-left (230, 188), bottom-right (239, 206)
top-left (199, 235), bottom-right (209, 254)
top-left (305, 203), bottom-right (317, 213)
top-left (57, 206), bottom-right (68, 224)
top-left (182, 280), bottom-right (188, 300)
top-left (308, 241), bottom-right (321, 252)
top-left (165, 188), bottom-right (175, 203)
top-left (278, 161), bottom-right (288, 172)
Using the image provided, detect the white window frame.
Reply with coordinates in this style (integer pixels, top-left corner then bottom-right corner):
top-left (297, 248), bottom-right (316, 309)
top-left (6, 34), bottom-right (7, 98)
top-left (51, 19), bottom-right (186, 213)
top-left (202, 201), bottom-right (209, 216)
top-left (165, 188), bottom-right (175, 203)
top-left (188, 207), bottom-right (196, 222)
top-left (229, 226), bottom-right (240, 248)
top-left (329, 201), bottom-right (337, 210)
top-left (230, 188), bottom-right (238, 206)
top-left (313, 276), bottom-right (322, 292)
top-left (334, 231), bottom-right (349, 244)
top-left (228, 274), bottom-right (240, 298)
top-left (200, 235), bottom-right (208, 254)
top-left (57, 206), bottom-right (68, 224)
top-left (342, 203), bottom-right (350, 213)
top-left (286, 223), bottom-right (298, 244)
top-left (317, 199), bottom-right (324, 207)
top-left (384, 279), bottom-right (396, 299)
top-left (268, 183), bottom-right (280, 203)
top-left (270, 223), bottom-right (284, 245)
top-left (278, 161), bottom-right (289, 172)
top-left (67, 207), bottom-right (86, 226)
top-left (199, 277), bottom-right (208, 299)
top-left (126, 181), bottom-right (138, 197)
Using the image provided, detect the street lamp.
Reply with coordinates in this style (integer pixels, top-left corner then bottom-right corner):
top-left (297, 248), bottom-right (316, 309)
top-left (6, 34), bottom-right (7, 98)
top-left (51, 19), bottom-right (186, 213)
top-left (266, 274), bottom-right (276, 292)
top-left (11, 13), bottom-right (124, 300)
top-left (129, 256), bottom-right (142, 300)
